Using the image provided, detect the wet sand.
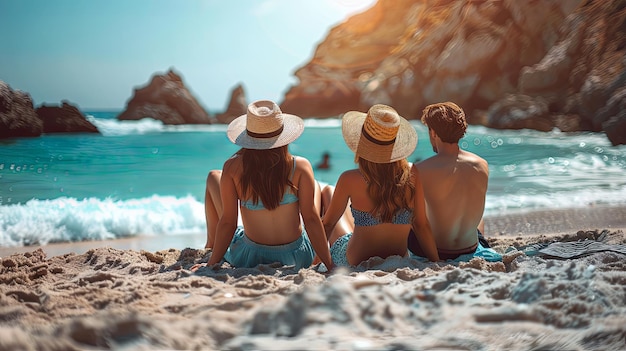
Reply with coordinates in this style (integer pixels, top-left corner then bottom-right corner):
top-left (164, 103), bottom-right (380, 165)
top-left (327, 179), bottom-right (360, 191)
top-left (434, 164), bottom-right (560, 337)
top-left (483, 205), bottom-right (626, 236)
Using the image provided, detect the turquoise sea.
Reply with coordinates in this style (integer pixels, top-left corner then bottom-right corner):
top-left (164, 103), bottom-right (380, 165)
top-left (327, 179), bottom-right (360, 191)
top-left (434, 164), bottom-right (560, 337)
top-left (1, 111), bottom-right (625, 248)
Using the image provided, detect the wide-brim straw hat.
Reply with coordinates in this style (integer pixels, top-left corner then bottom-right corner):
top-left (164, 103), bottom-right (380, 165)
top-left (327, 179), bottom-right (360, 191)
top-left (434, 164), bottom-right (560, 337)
top-left (342, 104), bottom-right (417, 163)
top-left (227, 100), bottom-right (304, 149)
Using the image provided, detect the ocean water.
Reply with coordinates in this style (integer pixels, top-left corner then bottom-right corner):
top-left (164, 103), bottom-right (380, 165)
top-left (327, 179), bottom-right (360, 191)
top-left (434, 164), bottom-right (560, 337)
top-left (1, 111), bottom-right (625, 247)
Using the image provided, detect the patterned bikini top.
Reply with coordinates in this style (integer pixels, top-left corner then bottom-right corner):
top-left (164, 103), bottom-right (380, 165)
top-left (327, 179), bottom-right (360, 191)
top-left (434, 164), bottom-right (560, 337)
top-left (240, 157), bottom-right (298, 211)
top-left (350, 206), bottom-right (413, 227)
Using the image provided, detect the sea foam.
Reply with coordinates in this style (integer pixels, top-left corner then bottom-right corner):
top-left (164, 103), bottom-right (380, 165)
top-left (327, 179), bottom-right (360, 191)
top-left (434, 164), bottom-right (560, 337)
top-left (0, 195), bottom-right (206, 247)
top-left (86, 116), bottom-right (228, 136)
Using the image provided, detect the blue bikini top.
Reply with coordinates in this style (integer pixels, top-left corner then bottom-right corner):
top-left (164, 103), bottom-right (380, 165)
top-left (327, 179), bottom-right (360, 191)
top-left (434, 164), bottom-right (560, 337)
top-left (350, 206), bottom-right (413, 226)
top-left (240, 157), bottom-right (299, 210)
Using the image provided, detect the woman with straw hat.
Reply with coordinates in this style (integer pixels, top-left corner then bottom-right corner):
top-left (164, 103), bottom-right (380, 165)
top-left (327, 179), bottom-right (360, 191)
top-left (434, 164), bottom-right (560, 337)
top-left (198, 100), bottom-right (334, 271)
top-left (321, 104), bottom-right (439, 266)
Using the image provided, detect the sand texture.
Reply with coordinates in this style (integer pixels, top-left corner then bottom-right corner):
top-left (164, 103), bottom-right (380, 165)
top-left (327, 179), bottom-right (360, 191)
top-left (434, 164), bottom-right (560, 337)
top-left (1, 227), bottom-right (625, 350)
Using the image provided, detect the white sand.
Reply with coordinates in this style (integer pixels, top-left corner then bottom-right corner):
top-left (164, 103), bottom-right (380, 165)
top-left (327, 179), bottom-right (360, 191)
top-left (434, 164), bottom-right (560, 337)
top-left (1, 207), bottom-right (625, 350)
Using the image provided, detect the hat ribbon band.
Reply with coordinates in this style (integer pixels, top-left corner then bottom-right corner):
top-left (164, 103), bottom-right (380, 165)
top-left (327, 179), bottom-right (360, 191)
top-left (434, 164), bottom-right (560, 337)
top-left (362, 126), bottom-right (396, 145)
top-left (246, 126), bottom-right (284, 139)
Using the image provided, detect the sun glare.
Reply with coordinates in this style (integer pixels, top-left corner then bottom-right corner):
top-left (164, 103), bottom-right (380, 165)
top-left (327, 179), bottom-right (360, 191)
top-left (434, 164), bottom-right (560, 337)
top-left (328, 0), bottom-right (378, 18)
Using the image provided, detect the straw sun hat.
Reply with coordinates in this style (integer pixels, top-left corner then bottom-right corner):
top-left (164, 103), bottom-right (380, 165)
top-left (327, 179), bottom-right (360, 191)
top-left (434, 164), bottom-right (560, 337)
top-left (342, 104), bottom-right (417, 163)
top-left (227, 100), bottom-right (304, 149)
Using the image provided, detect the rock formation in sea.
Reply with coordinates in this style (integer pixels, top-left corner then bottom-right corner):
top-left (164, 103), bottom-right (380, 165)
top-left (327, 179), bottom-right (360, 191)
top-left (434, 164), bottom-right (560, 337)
top-left (214, 83), bottom-right (248, 124)
top-left (36, 101), bottom-right (99, 134)
top-left (117, 69), bottom-right (211, 125)
top-left (0, 81), bottom-right (42, 138)
top-left (280, 0), bottom-right (625, 145)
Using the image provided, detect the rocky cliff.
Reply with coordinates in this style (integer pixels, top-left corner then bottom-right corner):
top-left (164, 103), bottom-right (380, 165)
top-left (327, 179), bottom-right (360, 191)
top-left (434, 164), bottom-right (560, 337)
top-left (280, 0), bottom-right (626, 145)
top-left (512, 0), bottom-right (626, 145)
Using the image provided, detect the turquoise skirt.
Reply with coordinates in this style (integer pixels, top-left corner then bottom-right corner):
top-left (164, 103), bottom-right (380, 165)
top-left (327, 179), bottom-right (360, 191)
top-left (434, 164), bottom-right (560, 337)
top-left (223, 226), bottom-right (314, 270)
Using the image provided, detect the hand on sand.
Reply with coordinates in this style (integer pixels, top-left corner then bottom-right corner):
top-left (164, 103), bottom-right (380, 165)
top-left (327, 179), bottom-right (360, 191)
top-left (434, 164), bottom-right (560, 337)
top-left (190, 262), bottom-right (220, 272)
top-left (314, 262), bottom-right (337, 276)
top-left (312, 256), bottom-right (337, 275)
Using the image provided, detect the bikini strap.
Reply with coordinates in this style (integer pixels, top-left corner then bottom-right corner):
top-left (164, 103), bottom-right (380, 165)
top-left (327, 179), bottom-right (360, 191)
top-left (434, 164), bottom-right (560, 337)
top-left (289, 156), bottom-right (297, 181)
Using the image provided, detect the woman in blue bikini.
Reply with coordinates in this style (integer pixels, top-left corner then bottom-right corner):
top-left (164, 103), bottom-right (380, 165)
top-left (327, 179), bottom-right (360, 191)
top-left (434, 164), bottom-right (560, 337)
top-left (321, 104), bottom-right (439, 267)
top-left (200, 100), bottom-right (334, 271)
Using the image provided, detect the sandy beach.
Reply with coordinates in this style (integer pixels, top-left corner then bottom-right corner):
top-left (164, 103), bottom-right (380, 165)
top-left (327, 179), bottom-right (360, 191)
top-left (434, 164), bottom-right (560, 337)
top-left (1, 206), bottom-right (625, 350)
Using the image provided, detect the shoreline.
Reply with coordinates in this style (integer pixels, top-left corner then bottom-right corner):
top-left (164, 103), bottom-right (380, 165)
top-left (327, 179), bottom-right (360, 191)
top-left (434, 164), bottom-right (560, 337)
top-left (1, 205), bottom-right (625, 259)
top-left (483, 204), bottom-right (626, 236)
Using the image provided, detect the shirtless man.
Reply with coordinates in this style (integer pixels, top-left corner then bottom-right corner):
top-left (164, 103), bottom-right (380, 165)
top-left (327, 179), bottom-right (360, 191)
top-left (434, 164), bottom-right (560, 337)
top-left (408, 102), bottom-right (491, 260)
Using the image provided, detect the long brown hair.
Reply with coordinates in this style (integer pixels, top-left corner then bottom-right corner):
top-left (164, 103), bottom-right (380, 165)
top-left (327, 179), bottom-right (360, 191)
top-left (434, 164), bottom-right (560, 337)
top-left (358, 157), bottom-right (414, 222)
top-left (239, 146), bottom-right (297, 210)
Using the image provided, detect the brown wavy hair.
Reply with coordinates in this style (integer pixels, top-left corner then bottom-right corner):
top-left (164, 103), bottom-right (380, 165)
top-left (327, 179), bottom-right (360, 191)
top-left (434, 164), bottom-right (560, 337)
top-left (239, 146), bottom-right (297, 210)
top-left (421, 102), bottom-right (467, 143)
top-left (358, 157), bottom-right (415, 222)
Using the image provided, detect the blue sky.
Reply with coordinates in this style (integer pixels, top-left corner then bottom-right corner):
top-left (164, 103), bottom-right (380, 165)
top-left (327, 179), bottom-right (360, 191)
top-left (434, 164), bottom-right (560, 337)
top-left (0, 0), bottom-right (376, 111)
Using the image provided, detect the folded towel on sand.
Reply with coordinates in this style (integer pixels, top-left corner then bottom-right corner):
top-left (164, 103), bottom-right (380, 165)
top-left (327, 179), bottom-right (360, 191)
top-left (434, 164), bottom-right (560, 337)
top-left (538, 240), bottom-right (626, 259)
top-left (509, 230), bottom-right (626, 259)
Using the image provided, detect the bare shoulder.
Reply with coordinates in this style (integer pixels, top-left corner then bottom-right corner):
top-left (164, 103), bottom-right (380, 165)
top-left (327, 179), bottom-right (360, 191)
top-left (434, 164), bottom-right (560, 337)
top-left (414, 155), bottom-right (437, 170)
top-left (292, 156), bottom-right (316, 189)
top-left (338, 169), bottom-right (362, 181)
top-left (460, 150), bottom-right (488, 171)
top-left (294, 155), bottom-right (313, 169)
top-left (294, 156), bottom-right (315, 182)
top-left (222, 154), bottom-right (242, 175)
top-left (336, 169), bottom-right (365, 194)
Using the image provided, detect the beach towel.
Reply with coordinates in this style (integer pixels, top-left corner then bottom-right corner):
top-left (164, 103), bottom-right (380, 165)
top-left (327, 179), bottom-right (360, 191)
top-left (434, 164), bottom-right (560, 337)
top-left (511, 230), bottom-right (626, 259)
top-left (538, 240), bottom-right (626, 259)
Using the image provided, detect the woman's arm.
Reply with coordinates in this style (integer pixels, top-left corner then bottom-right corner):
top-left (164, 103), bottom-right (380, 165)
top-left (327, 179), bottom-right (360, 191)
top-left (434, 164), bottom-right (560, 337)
top-left (411, 166), bottom-right (440, 262)
top-left (297, 158), bottom-right (335, 270)
top-left (321, 173), bottom-right (352, 242)
top-left (207, 162), bottom-right (239, 265)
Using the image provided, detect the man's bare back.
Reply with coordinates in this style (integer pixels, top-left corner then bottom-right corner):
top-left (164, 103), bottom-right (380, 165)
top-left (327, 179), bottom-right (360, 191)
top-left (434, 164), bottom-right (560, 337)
top-left (416, 149), bottom-right (488, 250)
top-left (407, 101), bottom-right (490, 259)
